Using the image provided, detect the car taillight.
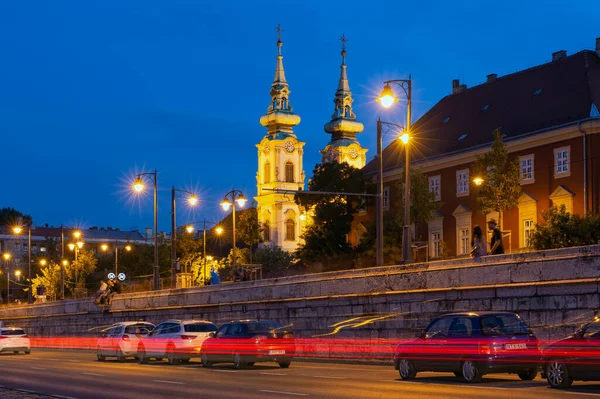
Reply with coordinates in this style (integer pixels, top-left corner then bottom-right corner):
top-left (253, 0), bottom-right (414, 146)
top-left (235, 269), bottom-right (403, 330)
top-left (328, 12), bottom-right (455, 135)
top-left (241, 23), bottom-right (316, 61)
top-left (0, 336), bottom-right (7, 339)
top-left (21, 335), bottom-right (28, 338)
top-left (480, 343), bottom-right (502, 355)
top-left (181, 335), bottom-right (195, 340)
top-left (122, 335), bottom-right (130, 342)
top-left (283, 333), bottom-right (293, 339)
top-left (254, 335), bottom-right (268, 344)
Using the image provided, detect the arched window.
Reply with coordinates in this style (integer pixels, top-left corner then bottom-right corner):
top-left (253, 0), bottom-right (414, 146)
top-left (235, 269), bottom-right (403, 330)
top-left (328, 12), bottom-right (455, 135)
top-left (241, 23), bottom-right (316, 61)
top-left (345, 106), bottom-right (351, 117)
top-left (281, 97), bottom-right (287, 110)
top-left (285, 219), bottom-right (295, 241)
top-left (263, 162), bottom-right (271, 184)
top-left (263, 221), bottom-right (270, 242)
top-left (285, 162), bottom-right (294, 183)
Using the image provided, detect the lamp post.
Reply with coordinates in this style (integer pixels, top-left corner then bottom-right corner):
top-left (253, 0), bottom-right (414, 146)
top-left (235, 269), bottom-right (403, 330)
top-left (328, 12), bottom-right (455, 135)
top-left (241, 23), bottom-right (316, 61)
top-left (171, 188), bottom-right (198, 287)
top-left (220, 190), bottom-right (247, 268)
top-left (68, 238), bottom-right (84, 290)
top-left (186, 221), bottom-right (223, 284)
top-left (378, 77), bottom-right (413, 264)
top-left (133, 170), bottom-right (159, 290)
top-left (101, 244), bottom-right (132, 277)
top-left (3, 253), bottom-right (11, 305)
top-left (12, 225), bottom-right (33, 303)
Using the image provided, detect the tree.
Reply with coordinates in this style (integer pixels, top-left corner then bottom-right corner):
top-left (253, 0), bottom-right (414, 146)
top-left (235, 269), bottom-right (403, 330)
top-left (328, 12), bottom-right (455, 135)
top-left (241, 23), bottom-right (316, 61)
top-left (176, 226), bottom-right (204, 274)
top-left (0, 207), bottom-right (32, 226)
top-left (529, 205), bottom-right (600, 250)
top-left (236, 205), bottom-right (263, 265)
top-left (31, 261), bottom-right (62, 300)
top-left (295, 162), bottom-right (374, 263)
top-left (65, 249), bottom-right (98, 293)
top-left (473, 129), bottom-right (522, 227)
top-left (254, 245), bottom-right (294, 278)
top-left (396, 168), bottom-right (441, 239)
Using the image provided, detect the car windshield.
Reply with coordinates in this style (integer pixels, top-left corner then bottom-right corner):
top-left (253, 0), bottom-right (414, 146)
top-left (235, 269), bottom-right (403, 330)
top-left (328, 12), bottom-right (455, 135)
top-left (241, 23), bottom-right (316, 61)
top-left (184, 323), bottom-right (217, 332)
top-left (480, 315), bottom-right (531, 336)
top-left (124, 324), bottom-right (154, 334)
top-left (1, 329), bottom-right (25, 336)
top-left (247, 322), bottom-right (282, 332)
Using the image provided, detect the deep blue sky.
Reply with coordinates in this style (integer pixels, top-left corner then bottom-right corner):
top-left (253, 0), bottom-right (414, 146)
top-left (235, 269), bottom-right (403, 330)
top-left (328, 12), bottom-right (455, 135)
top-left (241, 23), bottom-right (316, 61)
top-left (1, 1), bottom-right (598, 232)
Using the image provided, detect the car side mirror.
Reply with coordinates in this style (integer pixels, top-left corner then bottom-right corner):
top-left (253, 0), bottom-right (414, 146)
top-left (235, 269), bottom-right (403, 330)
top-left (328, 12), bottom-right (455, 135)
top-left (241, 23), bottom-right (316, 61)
top-left (208, 332), bottom-right (215, 338)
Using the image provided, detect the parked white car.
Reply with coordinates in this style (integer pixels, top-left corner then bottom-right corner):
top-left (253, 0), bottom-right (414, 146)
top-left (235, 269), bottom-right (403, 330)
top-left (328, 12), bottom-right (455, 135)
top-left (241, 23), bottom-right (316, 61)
top-left (97, 321), bottom-right (154, 361)
top-left (138, 319), bottom-right (217, 364)
top-left (0, 327), bottom-right (30, 355)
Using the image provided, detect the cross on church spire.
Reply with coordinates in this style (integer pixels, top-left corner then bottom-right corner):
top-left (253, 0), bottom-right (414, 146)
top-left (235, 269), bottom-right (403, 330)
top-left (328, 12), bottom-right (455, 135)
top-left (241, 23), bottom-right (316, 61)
top-left (276, 24), bottom-right (283, 42)
top-left (339, 34), bottom-right (347, 53)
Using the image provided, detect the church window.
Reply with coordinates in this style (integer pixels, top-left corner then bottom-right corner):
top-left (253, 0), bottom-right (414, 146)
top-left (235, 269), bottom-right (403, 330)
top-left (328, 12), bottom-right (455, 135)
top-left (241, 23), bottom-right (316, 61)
top-left (281, 97), bottom-right (287, 110)
top-left (345, 106), bottom-right (350, 117)
top-left (263, 221), bottom-right (270, 241)
top-left (285, 162), bottom-right (294, 183)
top-left (285, 219), bottom-right (295, 241)
top-left (264, 162), bottom-right (271, 184)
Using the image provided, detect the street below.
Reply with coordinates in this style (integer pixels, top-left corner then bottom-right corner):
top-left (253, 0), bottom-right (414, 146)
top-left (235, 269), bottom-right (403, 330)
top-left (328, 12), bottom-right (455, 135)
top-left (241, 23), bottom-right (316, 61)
top-left (2, 350), bottom-right (600, 398)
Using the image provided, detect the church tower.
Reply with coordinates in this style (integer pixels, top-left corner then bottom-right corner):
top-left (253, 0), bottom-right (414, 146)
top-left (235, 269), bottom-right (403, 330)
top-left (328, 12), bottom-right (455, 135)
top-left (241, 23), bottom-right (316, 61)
top-left (255, 27), bottom-right (306, 252)
top-left (321, 35), bottom-right (367, 168)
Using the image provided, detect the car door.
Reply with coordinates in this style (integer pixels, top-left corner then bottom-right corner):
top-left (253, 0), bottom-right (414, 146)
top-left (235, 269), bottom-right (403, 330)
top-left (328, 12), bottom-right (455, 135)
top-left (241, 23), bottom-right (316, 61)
top-left (161, 323), bottom-right (182, 354)
top-left (145, 324), bottom-right (164, 357)
top-left (209, 324), bottom-right (231, 362)
top-left (416, 317), bottom-right (453, 371)
top-left (97, 328), bottom-right (112, 356)
top-left (572, 320), bottom-right (600, 379)
top-left (446, 317), bottom-right (474, 372)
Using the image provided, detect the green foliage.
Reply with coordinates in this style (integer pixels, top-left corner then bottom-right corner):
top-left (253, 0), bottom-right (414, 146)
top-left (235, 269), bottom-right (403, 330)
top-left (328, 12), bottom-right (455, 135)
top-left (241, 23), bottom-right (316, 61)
top-left (0, 207), bottom-right (32, 227)
top-left (473, 129), bottom-right (522, 223)
top-left (176, 226), bottom-right (204, 274)
top-left (395, 168), bottom-right (441, 237)
top-left (65, 249), bottom-right (98, 292)
top-left (295, 162), bottom-right (374, 262)
top-left (529, 206), bottom-right (600, 250)
top-left (31, 260), bottom-right (62, 299)
top-left (237, 206), bottom-right (263, 248)
top-left (190, 256), bottom-right (226, 285)
top-left (254, 245), bottom-right (294, 277)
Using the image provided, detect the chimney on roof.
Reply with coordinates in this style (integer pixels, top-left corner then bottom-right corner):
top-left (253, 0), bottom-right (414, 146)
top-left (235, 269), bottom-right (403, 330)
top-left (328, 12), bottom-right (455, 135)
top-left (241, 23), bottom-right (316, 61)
top-left (487, 73), bottom-right (498, 82)
top-left (552, 50), bottom-right (567, 62)
top-left (596, 37), bottom-right (600, 58)
top-left (452, 79), bottom-right (467, 94)
top-left (145, 227), bottom-right (152, 239)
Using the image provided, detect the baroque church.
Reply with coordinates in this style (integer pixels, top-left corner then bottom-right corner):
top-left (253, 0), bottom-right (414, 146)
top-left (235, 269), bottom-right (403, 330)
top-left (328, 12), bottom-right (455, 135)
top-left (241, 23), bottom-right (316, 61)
top-left (254, 30), bottom-right (366, 252)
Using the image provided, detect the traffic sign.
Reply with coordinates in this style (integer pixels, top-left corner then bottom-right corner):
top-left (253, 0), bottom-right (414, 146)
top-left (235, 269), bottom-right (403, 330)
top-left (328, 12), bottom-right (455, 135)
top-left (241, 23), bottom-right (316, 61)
top-left (107, 272), bottom-right (116, 280)
top-left (118, 273), bottom-right (126, 281)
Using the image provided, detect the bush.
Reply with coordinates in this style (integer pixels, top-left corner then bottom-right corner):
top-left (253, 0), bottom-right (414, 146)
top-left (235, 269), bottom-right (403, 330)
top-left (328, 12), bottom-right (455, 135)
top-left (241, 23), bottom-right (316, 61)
top-left (529, 206), bottom-right (600, 250)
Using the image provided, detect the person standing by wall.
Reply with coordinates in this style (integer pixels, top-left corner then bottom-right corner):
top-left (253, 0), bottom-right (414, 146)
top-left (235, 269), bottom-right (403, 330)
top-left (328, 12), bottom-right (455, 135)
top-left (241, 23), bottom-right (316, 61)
top-left (488, 219), bottom-right (505, 255)
top-left (470, 225), bottom-right (488, 257)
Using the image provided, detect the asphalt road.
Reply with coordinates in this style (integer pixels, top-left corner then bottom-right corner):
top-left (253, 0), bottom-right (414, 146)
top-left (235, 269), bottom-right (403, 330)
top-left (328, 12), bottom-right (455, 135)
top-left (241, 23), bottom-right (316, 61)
top-left (2, 350), bottom-right (600, 399)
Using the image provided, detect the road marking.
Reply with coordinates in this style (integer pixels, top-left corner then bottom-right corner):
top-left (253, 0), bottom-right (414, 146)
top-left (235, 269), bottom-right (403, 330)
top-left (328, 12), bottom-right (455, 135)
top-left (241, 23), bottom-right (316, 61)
top-left (213, 369), bottom-right (240, 373)
top-left (152, 379), bottom-right (185, 385)
top-left (260, 372), bottom-right (287, 376)
top-left (52, 395), bottom-right (77, 399)
top-left (259, 390), bottom-right (308, 396)
top-left (303, 374), bottom-right (346, 380)
top-left (30, 366), bottom-right (47, 370)
top-left (82, 372), bottom-right (105, 377)
top-left (18, 390), bottom-right (38, 394)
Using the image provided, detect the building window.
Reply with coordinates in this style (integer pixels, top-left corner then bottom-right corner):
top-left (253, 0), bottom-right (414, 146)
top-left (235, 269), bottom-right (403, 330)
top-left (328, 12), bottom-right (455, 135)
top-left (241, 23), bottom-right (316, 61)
top-left (263, 221), bottom-right (270, 242)
top-left (428, 175), bottom-right (441, 201)
top-left (459, 228), bottom-right (470, 255)
top-left (456, 169), bottom-right (469, 196)
top-left (285, 219), bottom-right (295, 241)
top-left (523, 219), bottom-right (534, 247)
top-left (520, 154), bottom-right (534, 182)
top-left (554, 146), bottom-right (570, 177)
top-left (263, 163), bottom-right (271, 184)
top-left (285, 162), bottom-right (294, 183)
top-left (431, 232), bottom-right (441, 258)
top-left (383, 186), bottom-right (390, 210)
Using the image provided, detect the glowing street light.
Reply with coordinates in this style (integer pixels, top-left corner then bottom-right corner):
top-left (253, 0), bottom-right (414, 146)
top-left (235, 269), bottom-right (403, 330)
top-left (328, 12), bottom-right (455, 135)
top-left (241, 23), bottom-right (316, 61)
top-left (400, 132), bottom-right (410, 145)
top-left (39, 259), bottom-right (47, 266)
top-left (132, 170), bottom-right (158, 290)
top-left (101, 244), bottom-right (109, 252)
top-left (171, 187), bottom-right (200, 287)
top-left (73, 230), bottom-right (82, 239)
top-left (125, 245), bottom-right (132, 252)
top-left (377, 83), bottom-right (397, 108)
top-left (215, 226), bottom-right (224, 235)
top-left (2, 253), bottom-right (10, 261)
top-left (220, 190), bottom-right (247, 268)
top-left (473, 177), bottom-right (484, 186)
top-left (12, 227), bottom-right (22, 235)
top-left (186, 225), bottom-right (195, 234)
top-left (2, 253), bottom-right (11, 305)
top-left (133, 176), bottom-right (145, 192)
top-left (12, 225), bottom-right (34, 303)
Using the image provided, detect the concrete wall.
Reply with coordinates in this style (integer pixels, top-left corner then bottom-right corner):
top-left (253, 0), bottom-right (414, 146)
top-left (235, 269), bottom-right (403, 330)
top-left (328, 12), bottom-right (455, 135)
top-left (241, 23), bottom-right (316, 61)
top-left (2, 245), bottom-right (600, 349)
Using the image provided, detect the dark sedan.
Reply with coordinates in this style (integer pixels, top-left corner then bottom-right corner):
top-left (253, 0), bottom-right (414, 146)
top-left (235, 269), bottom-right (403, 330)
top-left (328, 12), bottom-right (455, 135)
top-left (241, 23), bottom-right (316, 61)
top-left (394, 312), bottom-right (541, 382)
top-left (544, 316), bottom-right (600, 389)
top-left (200, 320), bottom-right (295, 369)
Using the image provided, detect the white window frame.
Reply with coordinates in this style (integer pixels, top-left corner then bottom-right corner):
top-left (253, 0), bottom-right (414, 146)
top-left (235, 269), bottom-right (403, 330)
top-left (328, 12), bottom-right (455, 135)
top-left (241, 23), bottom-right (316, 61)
top-left (383, 186), bottom-right (390, 210)
top-left (554, 146), bottom-right (571, 178)
top-left (428, 175), bottom-right (441, 201)
top-left (523, 219), bottom-right (534, 248)
top-left (519, 154), bottom-right (535, 184)
top-left (430, 231), bottom-right (441, 258)
top-left (456, 169), bottom-right (469, 197)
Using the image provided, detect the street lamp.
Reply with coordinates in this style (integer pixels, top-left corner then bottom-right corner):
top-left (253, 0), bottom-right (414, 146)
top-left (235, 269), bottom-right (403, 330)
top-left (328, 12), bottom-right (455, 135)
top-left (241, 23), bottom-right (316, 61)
top-left (12, 225), bottom-right (33, 303)
top-left (39, 259), bottom-right (47, 266)
top-left (100, 244), bottom-right (132, 277)
top-left (220, 190), bottom-right (247, 268)
top-left (473, 177), bottom-right (484, 186)
top-left (3, 253), bottom-right (11, 305)
top-left (186, 221), bottom-right (224, 284)
top-left (132, 170), bottom-right (159, 290)
top-left (68, 238), bottom-right (84, 291)
top-left (378, 77), bottom-right (413, 264)
top-left (171, 187), bottom-right (199, 287)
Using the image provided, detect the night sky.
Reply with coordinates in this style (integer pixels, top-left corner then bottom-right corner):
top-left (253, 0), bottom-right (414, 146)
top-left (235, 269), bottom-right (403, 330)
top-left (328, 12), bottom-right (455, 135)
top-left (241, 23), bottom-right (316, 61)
top-left (1, 1), bottom-right (598, 233)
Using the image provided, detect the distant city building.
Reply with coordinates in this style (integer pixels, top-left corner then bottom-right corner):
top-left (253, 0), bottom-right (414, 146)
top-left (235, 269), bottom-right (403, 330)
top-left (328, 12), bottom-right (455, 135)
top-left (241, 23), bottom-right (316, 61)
top-left (255, 31), bottom-right (307, 252)
top-left (359, 38), bottom-right (600, 259)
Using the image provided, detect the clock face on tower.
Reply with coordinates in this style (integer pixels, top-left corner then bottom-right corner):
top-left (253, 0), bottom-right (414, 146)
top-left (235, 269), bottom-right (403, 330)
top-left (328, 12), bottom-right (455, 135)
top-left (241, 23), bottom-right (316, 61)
top-left (285, 141), bottom-right (295, 153)
top-left (263, 143), bottom-right (271, 154)
top-left (349, 147), bottom-right (359, 160)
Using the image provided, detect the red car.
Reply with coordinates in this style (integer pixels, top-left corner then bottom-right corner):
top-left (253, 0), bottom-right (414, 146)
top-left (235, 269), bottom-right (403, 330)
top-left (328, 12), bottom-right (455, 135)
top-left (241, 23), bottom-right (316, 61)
top-left (395, 312), bottom-right (541, 382)
top-left (200, 320), bottom-right (295, 369)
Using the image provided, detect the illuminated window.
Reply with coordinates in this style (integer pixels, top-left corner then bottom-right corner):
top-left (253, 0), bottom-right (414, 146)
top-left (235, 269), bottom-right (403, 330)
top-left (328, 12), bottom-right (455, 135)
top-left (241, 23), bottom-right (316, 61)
top-left (456, 169), bottom-right (469, 196)
top-left (285, 162), bottom-right (294, 183)
top-left (431, 232), bottom-right (441, 258)
top-left (520, 154), bottom-right (534, 181)
top-left (459, 228), bottom-right (470, 255)
top-left (285, 219), bottom-right (295, 241)
top-left (524, 219), bottom-right (534, 247)
top-left (554, 146), bottom-right (570, 177)
top-left (429, 175), bottom-right (441, 201)
top-left (263, 163), bottom-right (271, 184)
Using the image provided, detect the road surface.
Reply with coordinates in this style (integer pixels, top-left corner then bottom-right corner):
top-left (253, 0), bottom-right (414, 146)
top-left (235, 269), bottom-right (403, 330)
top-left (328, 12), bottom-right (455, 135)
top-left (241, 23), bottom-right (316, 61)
top-left (2, 350), bottom-right (600, 398)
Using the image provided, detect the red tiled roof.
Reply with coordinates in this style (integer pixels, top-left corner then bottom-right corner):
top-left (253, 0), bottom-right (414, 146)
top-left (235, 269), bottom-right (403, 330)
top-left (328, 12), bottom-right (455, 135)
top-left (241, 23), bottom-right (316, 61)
top-left (364, 50), bottom-right (600, 175)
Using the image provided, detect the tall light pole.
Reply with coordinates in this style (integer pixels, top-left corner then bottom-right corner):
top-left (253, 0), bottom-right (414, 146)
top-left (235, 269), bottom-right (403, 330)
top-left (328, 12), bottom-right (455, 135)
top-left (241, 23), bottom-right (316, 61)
top-left (3, 253), bottom-right (11, 305)
top-left (186, 221), bottom-right (223, 284)
top-left (220, 190), bottom-right (247, 268)
top-left (68, 235), bottom-right (84, 292)
top-left (133, 170), bottom-right (159, 290)
top-left (12, 225), bottom-right (33, 303)
top-left (378, 77), bottom-right (413, 263)
top-left (101, 244), bottom-right (132, 277)
top-left (171, 188), bottom-right (198, 287)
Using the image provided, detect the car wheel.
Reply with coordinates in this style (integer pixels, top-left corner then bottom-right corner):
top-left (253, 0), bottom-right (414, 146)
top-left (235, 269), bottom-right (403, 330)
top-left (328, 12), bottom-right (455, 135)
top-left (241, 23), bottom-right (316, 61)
top-left (233, 353), bottom-right (245, 369)
top-left (277, 360), bottom-right (290, 368)
top-left (462, 360), bottom-right (482, 383)
top-left (155, 357), bottom-right (164, 361)
top-left (97, 347), bottom-right (106, 362)
top-left (13, 351), bottom-right (19, 355)
top-left (398, 359), bottom-right (417, 380)
top-left (518, 369), bottom-right (538, 381)
top-left (546, 361), bottom-right (573, 389)
top-left (247, 362), bottom-right (255, 366)
top-left (24, 349), bottom-right (31, 355)
top-left (180, 358), bottom-right (190, 363)
top-left (116, 349), bottom-right (125, 362)
top-left (138, 345), bottom-right (148, 364)
top-left (167, 346), bottom-right (179, 365)
top-left (201, 353), bottom-right (212, 368)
